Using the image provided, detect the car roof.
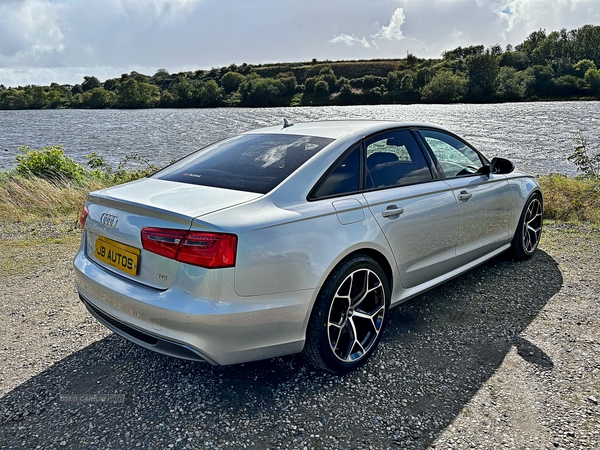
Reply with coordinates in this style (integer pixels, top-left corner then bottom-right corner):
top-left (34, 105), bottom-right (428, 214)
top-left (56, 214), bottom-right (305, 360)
top-left (242, 120), bottom-right (448, 140)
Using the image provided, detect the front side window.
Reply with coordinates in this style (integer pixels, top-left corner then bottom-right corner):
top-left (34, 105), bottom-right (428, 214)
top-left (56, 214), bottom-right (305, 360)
top-left (155, 134), bottom-right (333, 194)
top-left (365, 130), bottom-right (432, 189)
top-left (419, 129), bottom-right (483, 178)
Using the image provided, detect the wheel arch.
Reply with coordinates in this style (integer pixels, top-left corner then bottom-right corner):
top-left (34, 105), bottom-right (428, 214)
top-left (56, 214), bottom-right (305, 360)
top-left (534, 188), bottom-right (544, 206)
top-left (512, 188), bottom-right (544, 239)
top-left (302, 247), bottom-right (393, 373)
top-left (507, 174), bottom-right (544, 238)
top-left (304, 246), bottom-right (395, 333)
top-left (321, 247), bottom-right (394, 295)
top-left (510, 188), bottom-right (544, 259)
top-left (346, 248), bottom-right (394, 293)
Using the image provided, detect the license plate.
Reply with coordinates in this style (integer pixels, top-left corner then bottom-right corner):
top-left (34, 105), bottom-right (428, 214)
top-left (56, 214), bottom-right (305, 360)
top-left (95, 235), bottom-right (140, 276)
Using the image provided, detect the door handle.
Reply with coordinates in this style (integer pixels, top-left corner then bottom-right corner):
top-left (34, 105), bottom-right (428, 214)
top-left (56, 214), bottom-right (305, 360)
top-left (382, 207), bottom-right (404, 218)
top-left (458, 191), bottom-right (472, 201)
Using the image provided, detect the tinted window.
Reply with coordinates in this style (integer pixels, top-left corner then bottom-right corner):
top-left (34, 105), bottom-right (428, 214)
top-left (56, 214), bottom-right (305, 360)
top-left (155, 134), bottom-right (333, 194)
top-left (365, 130), bottom-right (432, 189)
top-left (313, 145), bottom-right (360, 198)
top-left (419, 129), bottom-right (483, 178)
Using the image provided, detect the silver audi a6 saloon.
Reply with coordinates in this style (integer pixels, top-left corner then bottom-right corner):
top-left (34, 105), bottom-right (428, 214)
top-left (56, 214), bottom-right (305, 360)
top-left (74, 120), bottom-right (543, 373)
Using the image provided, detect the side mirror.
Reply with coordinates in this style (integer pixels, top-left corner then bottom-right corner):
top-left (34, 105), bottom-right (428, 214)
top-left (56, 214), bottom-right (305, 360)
top-left (489, 157), bottom-right (515, 175)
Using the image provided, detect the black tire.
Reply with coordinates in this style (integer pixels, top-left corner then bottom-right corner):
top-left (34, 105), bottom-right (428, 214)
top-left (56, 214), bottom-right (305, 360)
top-left (511, 193), bottom-right (543, 260)
top-left (303, 254), bottom-right (390, 374)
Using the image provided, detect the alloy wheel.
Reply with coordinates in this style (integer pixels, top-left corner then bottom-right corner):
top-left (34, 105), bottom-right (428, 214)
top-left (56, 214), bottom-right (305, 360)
top-left (523, 197), bottom-right (543, 253)
top-left (327, 268), bottom-right (385, 363)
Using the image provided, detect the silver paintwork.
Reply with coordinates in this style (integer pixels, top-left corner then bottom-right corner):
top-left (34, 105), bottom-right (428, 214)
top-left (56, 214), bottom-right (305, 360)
top-left (74, 120), bottom-right (542, 366)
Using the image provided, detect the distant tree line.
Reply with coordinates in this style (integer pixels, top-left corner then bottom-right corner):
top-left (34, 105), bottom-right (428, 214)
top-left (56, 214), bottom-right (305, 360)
top-left (1, 24), bottom-right (600, 109)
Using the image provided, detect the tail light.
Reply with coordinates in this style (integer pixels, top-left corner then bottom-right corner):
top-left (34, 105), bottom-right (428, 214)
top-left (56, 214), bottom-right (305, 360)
top-left (141, 228), bottom-right (237, 269)
top-left (79, 205), bottom-right (89, 228)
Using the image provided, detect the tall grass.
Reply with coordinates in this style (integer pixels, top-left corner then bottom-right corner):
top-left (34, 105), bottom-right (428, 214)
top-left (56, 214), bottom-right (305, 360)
top-left (1, 172), bottom-right (598, 226)
top-left (538, 174), bottom-right (600, 224)
top-left (0, 173), bottom-right (104, 224)
top-left (0, 146), bottom-right (157, 225)
top-left (1, 145), bottom-right (599, 227)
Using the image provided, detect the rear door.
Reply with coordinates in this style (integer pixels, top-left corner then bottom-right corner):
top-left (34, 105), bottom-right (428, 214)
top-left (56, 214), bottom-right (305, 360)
top-left (417, 129), bottom-right (513, 265)
top-left (361, 129), bottom-right (459, 289)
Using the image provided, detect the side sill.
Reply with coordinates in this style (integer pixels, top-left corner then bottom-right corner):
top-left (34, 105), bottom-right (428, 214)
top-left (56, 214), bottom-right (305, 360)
top-left (390, 243), bottom-right (511, 308)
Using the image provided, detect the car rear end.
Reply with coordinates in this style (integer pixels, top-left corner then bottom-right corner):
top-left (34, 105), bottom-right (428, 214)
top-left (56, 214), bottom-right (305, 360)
top-left (75, 177), bottom-right (271, 362)
top-left (73, 129), bottom-right (339, 365)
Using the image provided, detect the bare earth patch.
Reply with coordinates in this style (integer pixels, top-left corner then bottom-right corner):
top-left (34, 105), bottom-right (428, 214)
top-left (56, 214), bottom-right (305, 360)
top-left (0, 222), bottom-right (598, 449)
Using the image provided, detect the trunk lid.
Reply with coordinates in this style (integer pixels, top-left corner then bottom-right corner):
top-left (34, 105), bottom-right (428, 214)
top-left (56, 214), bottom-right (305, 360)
top-left (84, 178), bottom-right (261, 289)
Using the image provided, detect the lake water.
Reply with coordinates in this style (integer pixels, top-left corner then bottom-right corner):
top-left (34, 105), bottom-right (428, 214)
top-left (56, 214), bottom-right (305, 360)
top-left (1, 101), bottom-right (599, 176)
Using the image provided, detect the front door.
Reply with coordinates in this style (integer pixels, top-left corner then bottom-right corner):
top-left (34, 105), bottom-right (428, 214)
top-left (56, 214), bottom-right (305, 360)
top-left (417, 129), bottom-right (512, 265)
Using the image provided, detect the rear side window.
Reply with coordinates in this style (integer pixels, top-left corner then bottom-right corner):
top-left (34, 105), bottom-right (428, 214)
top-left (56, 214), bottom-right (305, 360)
top-left (155, 134), bottom-right (333, 194)
top-left (312, 144), bottom-right (361, 198)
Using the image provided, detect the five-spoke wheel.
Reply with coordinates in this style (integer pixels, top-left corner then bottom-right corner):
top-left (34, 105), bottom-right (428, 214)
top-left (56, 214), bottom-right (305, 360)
top-left (303, 255), bottom-right (389, 374)
top-left (512, 193), bottom-right (543, 259)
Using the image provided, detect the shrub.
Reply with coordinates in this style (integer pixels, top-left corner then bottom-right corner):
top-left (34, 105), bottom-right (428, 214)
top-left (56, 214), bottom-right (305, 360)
top-left (568, 132), bottom-right (600, 178)
top-left (539, 132), bottom-right (600, 224)
top-left (84, 152), bottom-right (159, 184)
top-left (573, 59), bottom-right (596, 77)
top-left (15, 145), bottom-right (87, 184)
top-left (112, 153), bottom-right (160, 183)
top-left (420, 71), bottom-right (468, 103)
top-left (314, 80), bottom-right (330, 97)
top-left (1, 147), bottom-right (161, 225)
top-left (221, 71), bottom-right (245, 94)
top-left (584, 68), bottom-right (600, 95)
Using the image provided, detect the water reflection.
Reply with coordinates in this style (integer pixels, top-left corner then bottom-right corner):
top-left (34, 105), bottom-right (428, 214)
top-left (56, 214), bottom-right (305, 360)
top-left (1, 101), bottom-right (598, 175)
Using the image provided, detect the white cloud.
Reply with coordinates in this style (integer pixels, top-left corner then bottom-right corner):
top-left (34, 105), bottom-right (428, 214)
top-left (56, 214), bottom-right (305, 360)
top-left (331, 6), bottom-right (406, 49)
top-left (1, 0), bottom-right (600, 87)
top-left (372, 7), bottom-right (406, 41)
top-left (498, 0), bottom-right (600, 35)
top-left (0, 0), bottom-right (65, 61)
top-left (394, 0), bottom-right (600, 58)
top-left (330, 33), bottom-right (371, 48)
top-left (118, 0), bottom-right (203, 20)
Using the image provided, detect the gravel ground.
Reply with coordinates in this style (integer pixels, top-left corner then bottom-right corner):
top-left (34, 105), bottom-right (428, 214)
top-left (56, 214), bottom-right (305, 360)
top-left (0, 221), bottom-right (599, 449)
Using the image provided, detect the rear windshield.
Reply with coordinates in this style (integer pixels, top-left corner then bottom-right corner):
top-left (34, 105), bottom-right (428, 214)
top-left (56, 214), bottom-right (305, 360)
top-left (154, 134), bottom-right (333, 194)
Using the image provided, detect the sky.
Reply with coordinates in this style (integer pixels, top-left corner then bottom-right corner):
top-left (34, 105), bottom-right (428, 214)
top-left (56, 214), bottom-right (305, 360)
top-left (1, 0), bottom-right (599, 87)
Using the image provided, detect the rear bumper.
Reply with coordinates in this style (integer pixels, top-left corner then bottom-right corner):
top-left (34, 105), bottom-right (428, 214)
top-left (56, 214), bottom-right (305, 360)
top-left (73, 247), bottom-right (314, 365)
top-left (79, 293), bottom-right (213, 362)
